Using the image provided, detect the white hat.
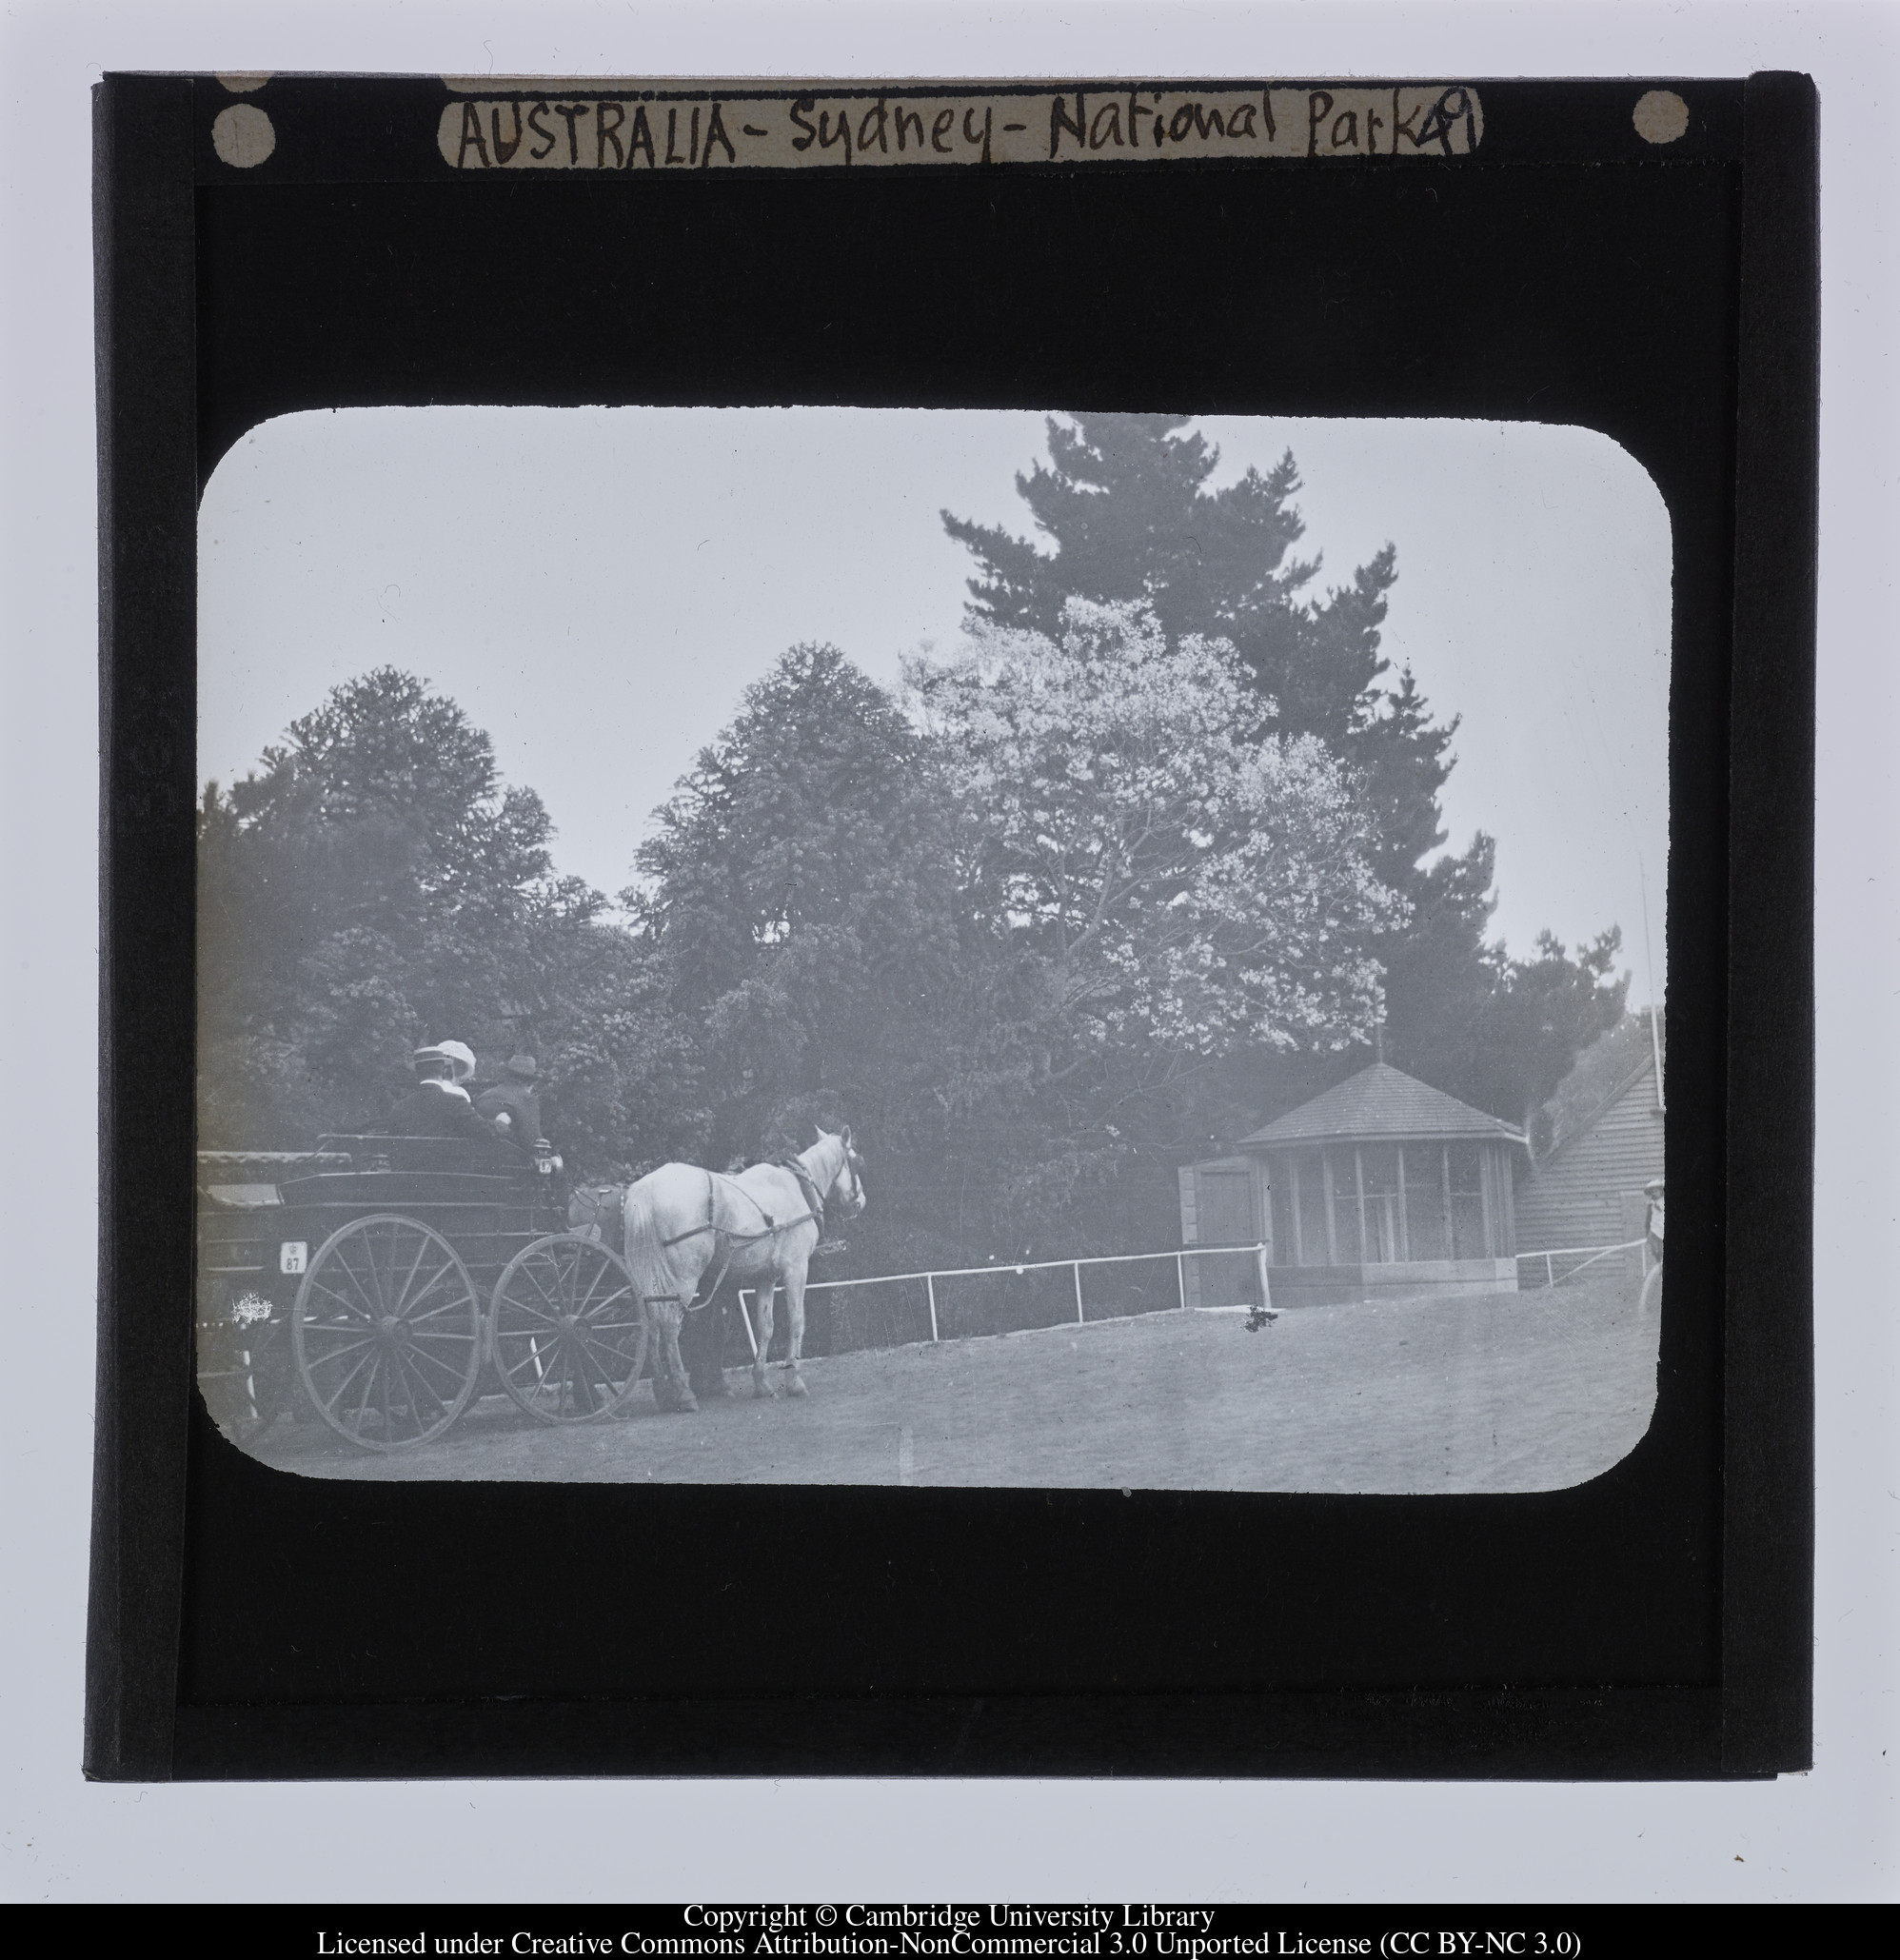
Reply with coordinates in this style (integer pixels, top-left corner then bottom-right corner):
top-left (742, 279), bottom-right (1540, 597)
top-left (438, 1039), bottom-right (477, 1083)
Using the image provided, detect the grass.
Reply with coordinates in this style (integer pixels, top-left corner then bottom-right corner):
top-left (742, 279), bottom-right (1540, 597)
top-left (247, 1267), bottom-right (1660, 1494)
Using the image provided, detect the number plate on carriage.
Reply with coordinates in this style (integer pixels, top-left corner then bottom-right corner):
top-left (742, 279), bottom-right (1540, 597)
top-left (278, 1240), bottom-right (307, 1275)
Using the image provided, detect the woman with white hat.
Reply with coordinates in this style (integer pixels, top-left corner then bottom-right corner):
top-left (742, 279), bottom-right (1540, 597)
top-left (368, 1041), bottom-right (496, 1143)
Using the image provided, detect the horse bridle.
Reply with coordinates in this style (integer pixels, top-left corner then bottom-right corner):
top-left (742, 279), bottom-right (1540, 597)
top-left (834, 1140), bottom-right (866, 1215)
top-left (780, 1138), bottom-right (863, 1230)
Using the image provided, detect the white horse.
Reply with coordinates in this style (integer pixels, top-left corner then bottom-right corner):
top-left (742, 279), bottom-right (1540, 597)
top-left (621, 1127), bottom-right (866, 1408)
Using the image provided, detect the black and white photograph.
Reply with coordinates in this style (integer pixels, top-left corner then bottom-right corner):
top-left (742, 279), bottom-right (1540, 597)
top-left (1, 0), bottom-right (1879, 1898)
top-left (193, 406), bottom-right (1670, 1493)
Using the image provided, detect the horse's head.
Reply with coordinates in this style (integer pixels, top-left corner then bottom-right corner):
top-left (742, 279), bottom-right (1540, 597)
top-left (815, 1124), bottom-right (868, 1219)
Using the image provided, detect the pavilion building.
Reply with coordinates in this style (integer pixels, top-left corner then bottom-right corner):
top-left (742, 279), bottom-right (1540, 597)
top-left (1178, 1060), bottom-right (1527, 1309)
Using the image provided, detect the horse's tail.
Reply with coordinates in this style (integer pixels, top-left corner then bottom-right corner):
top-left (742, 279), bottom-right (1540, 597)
top-left (621, 1166), bottom-right (698, 1307)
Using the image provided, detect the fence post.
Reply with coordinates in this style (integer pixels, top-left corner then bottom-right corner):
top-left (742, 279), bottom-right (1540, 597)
top-left (1177, 1251), bottom-right (1188, 1311)
top-left (1074, 1261), bottom-right (1085, 1324)
top-left (1255, 1241), bottom-right (1272, 1314)
top-left (925, 1273), bottom-right (940, 1343)
top-left (1545, 1252), bottom-right (1554, 1290)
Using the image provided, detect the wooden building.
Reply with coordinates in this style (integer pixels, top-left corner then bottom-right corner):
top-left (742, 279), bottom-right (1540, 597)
top-left (1514, 1012), bottom-right (1666, 1277)
top-left (1178, 1061), bottom-right (1526, 1309)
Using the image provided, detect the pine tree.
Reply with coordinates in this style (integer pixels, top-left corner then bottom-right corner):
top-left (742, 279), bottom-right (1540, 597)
top-left (943, 414), bottom-right (1619, 1123)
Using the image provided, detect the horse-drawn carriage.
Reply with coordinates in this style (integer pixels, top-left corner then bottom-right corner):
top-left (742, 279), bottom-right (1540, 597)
top-left (195, 1136), bottom-right (648, 1450)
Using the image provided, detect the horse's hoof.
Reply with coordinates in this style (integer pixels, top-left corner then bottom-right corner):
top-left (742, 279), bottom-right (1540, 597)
top-left (673, 1391), bottom-right (699, 1415)
top-left (785, 1374), bottom-right (809, 1399)
top-left (753, 1376), bottom-right (776, 1400)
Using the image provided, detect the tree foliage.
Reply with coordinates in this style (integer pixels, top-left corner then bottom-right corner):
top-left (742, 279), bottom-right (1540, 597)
top-left (906, 602), bottom-right (1401, 1061)
top-left (627, 643), bottom-right (964, 1199)
top-left (201, 419), bottom-right (1635, 1274)
top-left (197, 667), bottom-right (643, 1155)
top-left (944, 413), bottom-right (1627, 1124)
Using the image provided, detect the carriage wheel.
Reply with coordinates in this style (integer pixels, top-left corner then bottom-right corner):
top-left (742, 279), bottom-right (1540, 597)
top-left (292, 1214), bottom-right (484, 1451)
top-left (489, 1235), bottom-right (649, 1423)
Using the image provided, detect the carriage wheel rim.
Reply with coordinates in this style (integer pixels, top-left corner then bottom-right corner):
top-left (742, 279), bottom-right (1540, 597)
top-left (488, 1235), bottom-right (648, 1424)
top-left (292, 1214), bottom-right (483, 1451)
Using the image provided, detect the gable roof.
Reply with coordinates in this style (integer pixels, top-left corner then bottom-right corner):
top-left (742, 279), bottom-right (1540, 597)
top-left (1237, 1061), bottom-right (1526, 1149)
top-left (1538, 1053), bottom-right (1662, 1163)
top-left (1535, 1011), bottom-right (1666, 1160)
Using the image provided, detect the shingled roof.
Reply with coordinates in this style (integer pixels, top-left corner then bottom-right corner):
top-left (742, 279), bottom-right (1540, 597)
top-left (1237, 1061), bottom-right (1526, 1149)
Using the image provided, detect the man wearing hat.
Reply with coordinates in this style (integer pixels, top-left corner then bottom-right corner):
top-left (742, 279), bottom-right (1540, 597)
top-left (371, 1042), bottom-right (499, 1143)
top-left (475, 1053), bottom-right (544, 1151)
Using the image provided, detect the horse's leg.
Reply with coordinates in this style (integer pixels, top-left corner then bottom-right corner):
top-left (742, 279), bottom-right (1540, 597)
top-left (646, 1297), bottom-right (698, 1414)
top-left (782, 1265), bottom-right (809, 1398)
top-left (751, 1280), bottom-right (778, 1398)
top-left (647, 1296), bottom-right (683, 1411)
top-left (683, 1294), bottom-right (729, 1399)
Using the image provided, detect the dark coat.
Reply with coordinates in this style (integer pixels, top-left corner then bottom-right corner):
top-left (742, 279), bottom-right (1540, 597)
top-left (474, 1079), bottom-right (543, 1145)
top-left (372, 1080), bottom-right (498, 1145)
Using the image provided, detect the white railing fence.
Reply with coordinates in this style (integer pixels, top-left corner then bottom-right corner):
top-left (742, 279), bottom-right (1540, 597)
top-left (732, 1242), bottom-right (1270, 1361)
top-left (1515, 1238), bottom-right (1650, 1289)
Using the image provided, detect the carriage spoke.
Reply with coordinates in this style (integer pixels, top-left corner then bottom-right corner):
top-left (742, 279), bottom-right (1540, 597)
top-left (394, 1262), bottom-right (463, 1322)
top-left (499, 1294), bottom-right (564, 1332)
top-left (310, 1343), bottom-right (378, 1413)
top-left (315, 1258), bottom-right (381, 1323)
top-left (379, 1342), bottom-right (402, 1441)
top-left (521, 1257), bottom-right (564, 1316)
top-left (566, 1356), bottom-right (603, 1414)
top-left (572, 1331), bottom-right (623, 1395)
top-left (580, 1279), bottom-right (636, 1324)
top-left (502, 1337), bottom-right (555, 1387)
top-left (394, 1227), bottom-right (432, 1317)
top-left (569, 1253), bottom-right (611, 1317)
top-left (373, 1226), bottom-right (411, 1319)
top-left (344, 1347), bottom-right (383, 1434)
top-left (350, 1235), bottom-right (391, 1320)
top-left (389, 1342), bottom-right (446, 1427)
top-left (401, 1336), bottom-right (474, 1391)
top-left (302, 1327), bottom-right (379, 1363)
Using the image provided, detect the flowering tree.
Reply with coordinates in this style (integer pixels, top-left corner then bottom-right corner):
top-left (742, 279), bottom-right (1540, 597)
top-left (903, 600), bottom-right (1405, 1077)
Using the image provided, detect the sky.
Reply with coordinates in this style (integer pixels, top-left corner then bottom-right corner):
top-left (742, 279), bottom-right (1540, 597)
top-left (198, 406), bottom-right (1671, 1000)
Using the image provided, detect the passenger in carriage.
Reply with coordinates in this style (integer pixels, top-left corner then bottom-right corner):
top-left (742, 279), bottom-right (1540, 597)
top-left (473, 1053), bottom-right (544, 1152)
top-left (370, 1041), bottom-right (509, 1147)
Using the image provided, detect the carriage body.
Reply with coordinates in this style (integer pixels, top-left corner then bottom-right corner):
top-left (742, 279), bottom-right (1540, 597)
top-left (196, 1137), bottom-right (647, 1449)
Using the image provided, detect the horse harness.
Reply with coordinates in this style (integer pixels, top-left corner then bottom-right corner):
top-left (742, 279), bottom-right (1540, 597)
top-left (659, 1157), bottom-right (831, 1310)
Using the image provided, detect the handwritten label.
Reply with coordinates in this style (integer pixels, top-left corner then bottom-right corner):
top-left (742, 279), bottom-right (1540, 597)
top-left (435, 84), bottom-right (1483, 171)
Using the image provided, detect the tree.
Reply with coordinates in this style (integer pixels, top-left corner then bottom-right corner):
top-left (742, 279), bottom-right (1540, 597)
top-left (907, 601), bottom-right (1403, 1062)
top-left (197, 667), bottom-right (623, 1152)
top-left (943, 413), bottom-right (1621, 1124)
top-left (943, 413), bottom-right (1391, 745)
top-left (628, 643), bottom-right (970, 1262)
top-left (1470, 928), bottom-right (1631, 1137)
top-left (902, 601), bottom-right (1403, 1243)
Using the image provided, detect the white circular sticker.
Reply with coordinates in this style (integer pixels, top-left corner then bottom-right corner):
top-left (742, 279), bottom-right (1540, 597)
top-left (211, 103), bottom-right (277, 168)
top-left (1633, 89), bottom-right (1690, 145)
